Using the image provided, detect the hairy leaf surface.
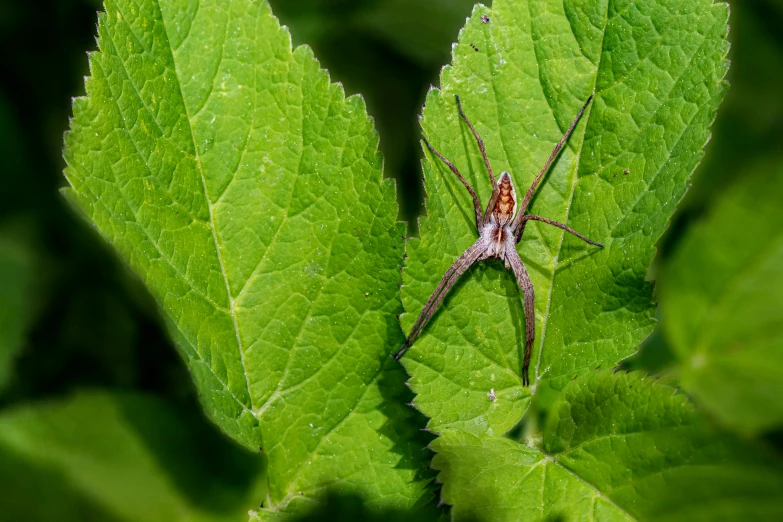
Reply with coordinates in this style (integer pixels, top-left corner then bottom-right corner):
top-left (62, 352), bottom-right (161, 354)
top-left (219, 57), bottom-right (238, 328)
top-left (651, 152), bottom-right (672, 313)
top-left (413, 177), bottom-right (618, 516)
top-left (401, 0), bottom-right (729, 433)
top-left (63, 0), bottom-right (431, 512)
top-left (432, 372), bottom-right (783, 521)
top-left (660, 160), bottom-right (783, 435)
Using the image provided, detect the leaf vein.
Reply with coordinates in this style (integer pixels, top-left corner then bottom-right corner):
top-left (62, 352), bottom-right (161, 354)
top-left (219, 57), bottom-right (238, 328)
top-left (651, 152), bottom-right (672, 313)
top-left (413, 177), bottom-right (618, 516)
top-left (154, 0), bottom-right (254, 409)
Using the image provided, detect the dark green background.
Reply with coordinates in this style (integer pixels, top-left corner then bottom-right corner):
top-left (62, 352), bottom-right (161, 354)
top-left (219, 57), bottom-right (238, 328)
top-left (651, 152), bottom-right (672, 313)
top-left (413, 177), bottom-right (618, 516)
top-left (1, 0), bottom-right (782, 519)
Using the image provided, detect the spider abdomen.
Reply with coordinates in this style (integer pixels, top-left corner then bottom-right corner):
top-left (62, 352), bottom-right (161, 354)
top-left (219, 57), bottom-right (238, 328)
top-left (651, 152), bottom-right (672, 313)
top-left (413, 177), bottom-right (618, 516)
top-left (492, 172), bottom-right (517, 225)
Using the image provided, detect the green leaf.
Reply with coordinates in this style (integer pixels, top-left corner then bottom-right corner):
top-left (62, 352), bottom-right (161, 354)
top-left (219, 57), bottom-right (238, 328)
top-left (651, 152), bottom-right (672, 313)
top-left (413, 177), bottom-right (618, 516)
top-left (250, 492), bottom-right (448, 522)
top-left (0, 229), bottom-right (35, 394)
top-left (63, 0), bottom-right (432, 511)
top-left (432, 371), bottom-right (783, 521)
top-left (669, 0), bottom-right (783, 218)
top-left (0, 392), bottom-right (265, 522)
top-left (659, 160), bottom-right (783, 435)
top-left (401, 0), bottom-right (729, 433)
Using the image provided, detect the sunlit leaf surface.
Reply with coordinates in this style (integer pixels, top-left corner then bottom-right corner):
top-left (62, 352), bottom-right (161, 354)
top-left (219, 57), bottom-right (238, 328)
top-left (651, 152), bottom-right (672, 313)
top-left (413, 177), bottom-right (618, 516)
top-left (433, 372), bottom-right (783, 521)
top-left (63, 0), bottom-right (432, 513)
top-left (400, 0), bottom-right (736, 519)
top-left (402, 0), bottom-right (728, 435)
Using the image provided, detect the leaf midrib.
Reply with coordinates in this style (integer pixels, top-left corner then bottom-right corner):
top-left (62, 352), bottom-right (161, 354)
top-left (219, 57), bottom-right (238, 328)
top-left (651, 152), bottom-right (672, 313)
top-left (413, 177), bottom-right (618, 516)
top-left (88, 27), bottom-right (230, 319)
top-left (96, 2), bottom-right (238, 322)
top-left (154, 5), bottom-right (387, 501)
top-left (153, 0), bottom-right (254, 409)
top-left (531, 0), bottom-right (609, 386)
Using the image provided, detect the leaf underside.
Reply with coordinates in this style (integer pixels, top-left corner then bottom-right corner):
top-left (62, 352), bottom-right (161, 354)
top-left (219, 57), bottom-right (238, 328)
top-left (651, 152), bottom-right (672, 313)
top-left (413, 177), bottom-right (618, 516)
top-left (399, 0), bottom-right (742, 519)
top-left (63, 0), bottom-right (432, 513)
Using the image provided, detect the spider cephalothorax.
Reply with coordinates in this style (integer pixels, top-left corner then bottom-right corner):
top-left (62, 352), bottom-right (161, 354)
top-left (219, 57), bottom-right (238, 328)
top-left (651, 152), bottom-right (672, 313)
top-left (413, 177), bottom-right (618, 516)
top-left (396, 95), bottom-right (602, 386)
top-left (482, 172), bottom-right (517, 263)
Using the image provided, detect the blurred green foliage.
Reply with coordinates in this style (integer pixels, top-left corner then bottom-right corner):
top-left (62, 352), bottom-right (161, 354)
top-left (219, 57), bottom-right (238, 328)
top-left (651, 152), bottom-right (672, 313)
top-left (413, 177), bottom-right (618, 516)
top-left (1, 0), bottom-right (782, 520)
top-left (659, 159), bottom-right (783, 436)
top-left (0, 392), bottom-right (266, 521)
top-left (0, 227), bottom-right (35, 393)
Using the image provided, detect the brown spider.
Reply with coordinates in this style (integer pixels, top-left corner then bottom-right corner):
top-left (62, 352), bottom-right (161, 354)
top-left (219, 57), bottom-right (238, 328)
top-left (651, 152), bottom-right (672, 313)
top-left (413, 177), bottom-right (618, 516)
top-left (395, 95), bottom-right (603, 386)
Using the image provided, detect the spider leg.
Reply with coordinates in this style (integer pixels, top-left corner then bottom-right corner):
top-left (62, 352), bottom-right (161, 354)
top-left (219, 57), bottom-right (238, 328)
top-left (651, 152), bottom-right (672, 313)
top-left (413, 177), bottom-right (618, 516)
top-left (422, 136), bottom-right (484, 230)
top-left (484, 188), bottom-right (501, 225)
top-left (505, 247), bottom-right (535, 386)
top-left (511, 96), bottom-right (593, 233)
top-left (394, 238), bottom-right (487, 360)
top-left (519, 215), bottom-right (603, 247)
top-left (455, 95), bottom-right (502, 224)
top-left (456, 95), bottom-right (496, 187)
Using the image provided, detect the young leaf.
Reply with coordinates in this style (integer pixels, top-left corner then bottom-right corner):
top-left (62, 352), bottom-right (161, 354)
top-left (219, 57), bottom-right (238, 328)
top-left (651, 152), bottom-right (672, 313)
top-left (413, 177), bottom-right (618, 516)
top-left (63, 0), bottom-right (432, 511)
top-left (659, 160), bottom-right (783, 435)
top-left (432, 371), bottom-right (783, 521)
top-left (0, 392), bottom-right (265, 522)
top-left (401, 0), bottom-right (729, 434)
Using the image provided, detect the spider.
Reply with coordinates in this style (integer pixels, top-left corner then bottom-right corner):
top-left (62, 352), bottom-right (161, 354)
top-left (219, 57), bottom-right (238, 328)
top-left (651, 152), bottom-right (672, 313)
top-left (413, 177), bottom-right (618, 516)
top-left (395, 94), bottom-right (603, 386)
